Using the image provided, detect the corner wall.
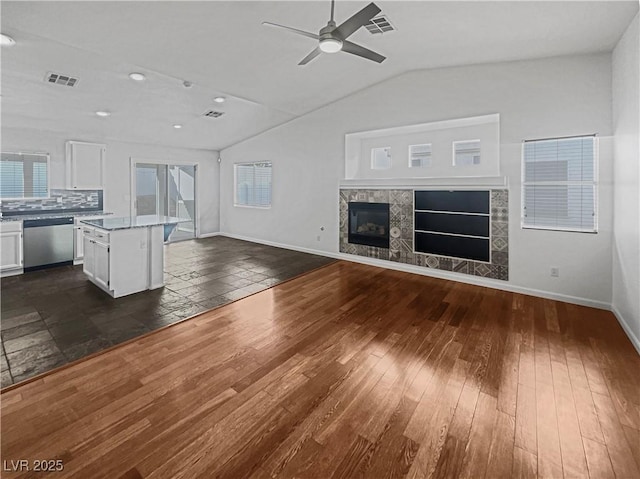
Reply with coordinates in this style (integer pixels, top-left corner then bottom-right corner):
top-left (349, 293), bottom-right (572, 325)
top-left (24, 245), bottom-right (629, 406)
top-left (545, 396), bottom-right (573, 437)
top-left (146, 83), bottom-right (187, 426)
top-left (612, 14), bottom-right (640, 350)
top-left (220, 54), bottom-right (614, 307)
top-left (0, 127), bottom-right (220, 235)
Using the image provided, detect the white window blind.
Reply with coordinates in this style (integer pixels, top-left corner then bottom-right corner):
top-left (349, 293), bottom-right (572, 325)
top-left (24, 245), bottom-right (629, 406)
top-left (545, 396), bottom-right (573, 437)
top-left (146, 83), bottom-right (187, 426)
top-left (409, 144), bottom-right (432, 168)
top-left (522, 135), bottom-right (597, 232)
top-left (234, 162), bottom-right (272, 207)
top-left (371, 147), bottom-right (391, 170)
top-left (0, 152), bottom-right (49, 199)
top-left (453, 140), bottom-right (481, 166)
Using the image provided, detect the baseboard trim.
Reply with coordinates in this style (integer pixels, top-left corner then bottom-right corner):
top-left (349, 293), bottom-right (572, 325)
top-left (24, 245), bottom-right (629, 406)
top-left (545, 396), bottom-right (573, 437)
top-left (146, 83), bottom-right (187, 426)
top-left (611, 306), bottom-right (640, 355)
top-left (0, 268), bottom-right (23, 278)
top-left (198, 232), bottom-right (221, 239)
top-left (220, 232), bottom-right (611, 311)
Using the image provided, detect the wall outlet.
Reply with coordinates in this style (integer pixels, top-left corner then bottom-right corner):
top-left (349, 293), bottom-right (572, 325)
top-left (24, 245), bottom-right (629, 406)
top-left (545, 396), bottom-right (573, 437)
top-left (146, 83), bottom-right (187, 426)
top-left (550, 267), bottom-right (559, 277)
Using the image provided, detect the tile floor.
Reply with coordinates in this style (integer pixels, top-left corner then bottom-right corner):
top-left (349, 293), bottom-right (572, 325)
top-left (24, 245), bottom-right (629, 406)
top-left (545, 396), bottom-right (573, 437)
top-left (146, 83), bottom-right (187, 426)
top-left (0, 236), bottom-right (335, 387)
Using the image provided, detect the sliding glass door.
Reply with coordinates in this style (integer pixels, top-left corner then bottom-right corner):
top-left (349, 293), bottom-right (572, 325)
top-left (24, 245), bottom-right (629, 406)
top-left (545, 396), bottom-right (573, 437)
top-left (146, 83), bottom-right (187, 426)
top-left (168, 165), bottom-right (195, 241)
top-left (134, 163), bottom-right (196, 242)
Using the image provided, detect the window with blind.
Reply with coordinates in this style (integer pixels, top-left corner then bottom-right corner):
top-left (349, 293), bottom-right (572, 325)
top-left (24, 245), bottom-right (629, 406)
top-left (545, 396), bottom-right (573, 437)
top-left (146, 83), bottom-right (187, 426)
top-left (234, 162), bottom-right (272, 208)
top-left (0, 152), bottom-right (50, 199)
top-left (522, 135), bottom-right (597, 232)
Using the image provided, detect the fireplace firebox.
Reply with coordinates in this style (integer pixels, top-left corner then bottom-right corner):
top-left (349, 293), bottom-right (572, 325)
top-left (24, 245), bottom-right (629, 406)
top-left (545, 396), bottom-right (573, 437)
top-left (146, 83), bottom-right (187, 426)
top-left (348, 202), bottom-right (390, 248)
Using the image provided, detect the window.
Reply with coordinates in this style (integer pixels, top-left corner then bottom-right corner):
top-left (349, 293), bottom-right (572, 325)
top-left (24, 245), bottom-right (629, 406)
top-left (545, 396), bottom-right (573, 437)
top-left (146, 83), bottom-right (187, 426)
top-left (0, 152), bottom-right (49, 199)
top-left (371, 147), bottom-right (391, 170)
top-left (453, 140), bottom-right (481, 166)
top-left (522, 135), bottom-right (597, 232)
top-left (409, 144), bottom-right (432, 168)
top-left (234, 162), bottom-right (272, 207)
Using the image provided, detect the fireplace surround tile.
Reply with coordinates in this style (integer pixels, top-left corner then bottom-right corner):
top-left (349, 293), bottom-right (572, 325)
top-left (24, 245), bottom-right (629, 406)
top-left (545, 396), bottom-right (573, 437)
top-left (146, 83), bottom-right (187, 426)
top-left (339, 188), bottom-right (509, 281)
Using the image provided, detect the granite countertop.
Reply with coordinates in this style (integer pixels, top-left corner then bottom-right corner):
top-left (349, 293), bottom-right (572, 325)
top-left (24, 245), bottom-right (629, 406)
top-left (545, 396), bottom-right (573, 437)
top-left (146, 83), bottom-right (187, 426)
top-left (0, 211), bottom-right (113, 222)
top-left (80, 215), bottom-right (188, 231)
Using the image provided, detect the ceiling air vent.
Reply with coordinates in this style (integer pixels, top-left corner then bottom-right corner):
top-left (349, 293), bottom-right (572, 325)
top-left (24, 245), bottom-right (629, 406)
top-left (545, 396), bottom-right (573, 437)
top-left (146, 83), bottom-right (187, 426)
top-left (203, 110), bottom-right (224, 118)
top-left (364, 16), bottom-right (395, 35)
top-left (45, 72), bottom-right (79, 87)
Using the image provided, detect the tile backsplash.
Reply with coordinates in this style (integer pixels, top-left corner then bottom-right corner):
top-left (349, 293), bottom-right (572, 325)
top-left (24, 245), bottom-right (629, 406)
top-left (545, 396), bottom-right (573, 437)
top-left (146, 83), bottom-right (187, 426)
top-left (1, 189), bottom-right (103, 215)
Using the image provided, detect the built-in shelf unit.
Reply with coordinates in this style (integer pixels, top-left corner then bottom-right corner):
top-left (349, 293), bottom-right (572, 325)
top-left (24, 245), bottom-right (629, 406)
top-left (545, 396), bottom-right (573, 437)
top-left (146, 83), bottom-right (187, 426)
top-left (414, 190), bottom-right (491, 262)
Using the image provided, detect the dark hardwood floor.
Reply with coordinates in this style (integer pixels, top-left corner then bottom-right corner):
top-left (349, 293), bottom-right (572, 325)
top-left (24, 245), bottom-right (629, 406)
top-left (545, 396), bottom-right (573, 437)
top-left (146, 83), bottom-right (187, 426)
top-left (0, 236), bottom-right (335, 386)
top-left (1, 261), bottom-right (639, 478)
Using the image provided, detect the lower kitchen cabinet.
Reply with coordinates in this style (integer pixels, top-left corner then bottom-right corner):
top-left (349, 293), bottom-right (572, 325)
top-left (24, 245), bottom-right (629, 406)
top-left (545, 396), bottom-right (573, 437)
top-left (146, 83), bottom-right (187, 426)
top-left (82, 224), bottom-right (160, 298)
top-left (74, 215), bottom-right (106, 262)
top-left (83, 231), bottom-right (110, 291)
top-left (0, 221), bottom-right (23, 276)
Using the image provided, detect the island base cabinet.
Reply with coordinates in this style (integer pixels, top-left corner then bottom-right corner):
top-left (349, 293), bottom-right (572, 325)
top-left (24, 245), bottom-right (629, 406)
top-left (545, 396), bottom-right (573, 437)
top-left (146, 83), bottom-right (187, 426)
top-left (93, 241), bottom-right (110, 290)
top-left (83, 226), bottom-right (158, 298)
top-left (83, 234), bottom-right (95, 280)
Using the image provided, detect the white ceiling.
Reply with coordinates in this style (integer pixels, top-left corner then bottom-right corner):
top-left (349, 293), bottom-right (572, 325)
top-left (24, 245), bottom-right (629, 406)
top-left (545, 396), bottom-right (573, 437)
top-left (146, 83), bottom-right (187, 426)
top-left (1, 1), bottom-right (637, 151)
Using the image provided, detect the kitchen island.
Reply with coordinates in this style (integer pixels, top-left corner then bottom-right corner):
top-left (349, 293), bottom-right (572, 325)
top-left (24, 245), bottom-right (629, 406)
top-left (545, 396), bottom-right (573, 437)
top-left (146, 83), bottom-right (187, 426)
top-left (80, 215), bottom-right (186, 298)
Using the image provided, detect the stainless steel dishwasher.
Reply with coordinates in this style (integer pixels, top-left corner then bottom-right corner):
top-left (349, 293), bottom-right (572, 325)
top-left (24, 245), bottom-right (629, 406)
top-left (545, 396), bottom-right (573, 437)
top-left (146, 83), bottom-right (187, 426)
top-left (23, 217), bottom-right (74, 271)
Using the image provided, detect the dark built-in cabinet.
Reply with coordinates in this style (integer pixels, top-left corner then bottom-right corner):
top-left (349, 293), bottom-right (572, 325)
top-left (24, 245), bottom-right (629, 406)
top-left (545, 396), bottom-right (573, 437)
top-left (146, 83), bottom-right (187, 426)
top-left (414, 190), bottom-right (490, 262)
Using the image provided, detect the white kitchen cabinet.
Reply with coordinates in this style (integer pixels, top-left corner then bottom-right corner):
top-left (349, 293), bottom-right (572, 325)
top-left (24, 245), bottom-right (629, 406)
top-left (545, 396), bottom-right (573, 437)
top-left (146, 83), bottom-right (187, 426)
top-left (81, 224), bottom-right (151, 297)
top-left (75, 226), bottom-right (84, 259)
top-left (93, 240), bottom-right (110, 290)
top-left (74, 216), bottom-right (106, 262)
top-left (83, 233), bottom-right (110, 290)
top-left (0, 221), bottom-right (23, 276)
top-left (66, 141), bottom-right (106, 190)
top-left (82, 230), bottom-right (95, 280)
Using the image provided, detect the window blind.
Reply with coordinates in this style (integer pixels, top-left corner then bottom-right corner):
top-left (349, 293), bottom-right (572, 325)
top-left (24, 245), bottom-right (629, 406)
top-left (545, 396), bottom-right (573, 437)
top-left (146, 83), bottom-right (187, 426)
top-left (234, 162), bottom-right (272, 207)
top-left (522, 136), bottom-right (597, 232)
top-left (0, 152), bottom-right (49, 199)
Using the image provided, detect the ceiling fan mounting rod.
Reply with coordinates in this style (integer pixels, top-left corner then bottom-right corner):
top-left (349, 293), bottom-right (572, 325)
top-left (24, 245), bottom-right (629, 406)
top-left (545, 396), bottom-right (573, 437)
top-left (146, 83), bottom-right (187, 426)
top-left (330, 0), bottom-right (336, 23)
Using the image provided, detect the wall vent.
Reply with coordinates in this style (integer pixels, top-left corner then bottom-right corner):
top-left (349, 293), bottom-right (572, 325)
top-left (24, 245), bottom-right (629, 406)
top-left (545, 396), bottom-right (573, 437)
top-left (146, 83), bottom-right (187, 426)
top-left (45, 72), bottom-right (79, 87)
top-left (365, 16), bottom-right (395, 34)
top-left (203, 110), bottom-right (224, 118)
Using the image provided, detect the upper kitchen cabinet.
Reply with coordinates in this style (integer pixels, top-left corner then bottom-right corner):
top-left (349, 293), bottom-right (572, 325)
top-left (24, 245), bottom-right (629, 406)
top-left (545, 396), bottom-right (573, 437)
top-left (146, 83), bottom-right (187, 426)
top-left (65, 141), bottom-right (106, 190)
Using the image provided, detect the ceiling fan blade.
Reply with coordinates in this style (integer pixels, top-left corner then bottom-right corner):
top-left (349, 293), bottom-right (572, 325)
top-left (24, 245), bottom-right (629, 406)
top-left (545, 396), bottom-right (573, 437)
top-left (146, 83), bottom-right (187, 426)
top-left (262, 22), bottom-right (319, 40)
top-left (342, 40), bottom-right (386, 63)
top-left (333, 2), bottom-right (381, 40)
top-left (298, 47), bottom-right (323, 65)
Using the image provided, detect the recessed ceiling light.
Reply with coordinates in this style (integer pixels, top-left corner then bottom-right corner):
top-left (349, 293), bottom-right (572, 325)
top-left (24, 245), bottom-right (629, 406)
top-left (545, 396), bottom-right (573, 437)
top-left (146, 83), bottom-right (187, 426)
top-left (95, 111), bottom-right (111, 117)
top-left (128, 72), bottom-right (146, 81)
top-left (213, 96), bottom-right (226, 103)
top-left (0, 34), bottom-right (16, 46)
top-left (173, 124), bottom-right (183, 129)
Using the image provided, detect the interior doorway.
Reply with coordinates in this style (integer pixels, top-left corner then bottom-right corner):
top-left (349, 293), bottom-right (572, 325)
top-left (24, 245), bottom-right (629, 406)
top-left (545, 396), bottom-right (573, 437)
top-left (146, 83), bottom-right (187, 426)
top-left (133, 162), bottom-right (197, 242)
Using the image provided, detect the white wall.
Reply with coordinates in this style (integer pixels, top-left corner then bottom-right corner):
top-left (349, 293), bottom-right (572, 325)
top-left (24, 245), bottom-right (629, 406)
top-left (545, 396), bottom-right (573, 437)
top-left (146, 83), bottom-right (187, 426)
top-left (349, 114), bottom-right (500, 180)
top-left (612, 14), bottom-right (640, 350)
top-left (1, 127), bottom-right (220, 235)
top-left (220, 53), bottom-right (614, 306)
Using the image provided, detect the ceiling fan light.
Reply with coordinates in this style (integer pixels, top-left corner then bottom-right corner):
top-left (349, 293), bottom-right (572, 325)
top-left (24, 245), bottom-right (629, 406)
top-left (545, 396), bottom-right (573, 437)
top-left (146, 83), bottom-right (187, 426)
top-left (319, 37), bottom-right (342, 53)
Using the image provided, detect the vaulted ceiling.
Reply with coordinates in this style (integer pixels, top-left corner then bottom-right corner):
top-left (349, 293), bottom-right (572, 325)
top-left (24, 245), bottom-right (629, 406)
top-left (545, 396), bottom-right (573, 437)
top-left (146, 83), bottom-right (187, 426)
top-left (1, 1), bottom-right (637, 151)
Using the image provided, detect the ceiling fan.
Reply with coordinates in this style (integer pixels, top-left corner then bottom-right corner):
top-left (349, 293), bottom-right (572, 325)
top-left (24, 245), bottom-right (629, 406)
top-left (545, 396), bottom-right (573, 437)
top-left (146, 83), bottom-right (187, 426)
top-left (263, 0), bottom-right (386, 65)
